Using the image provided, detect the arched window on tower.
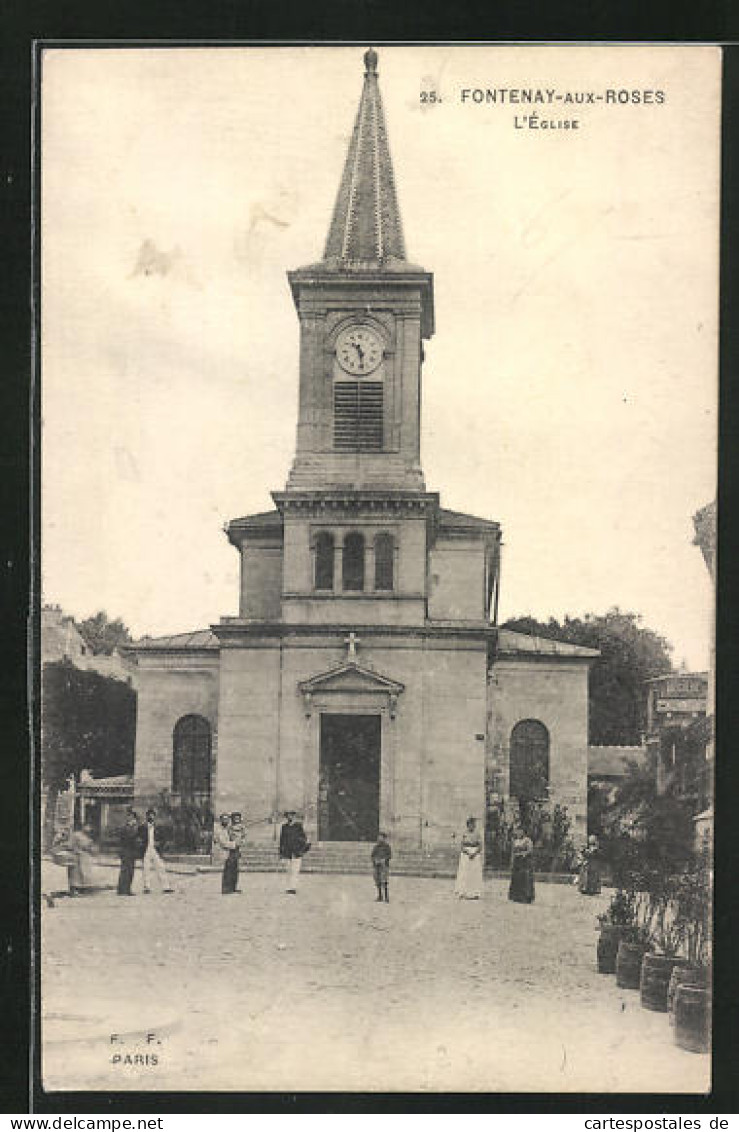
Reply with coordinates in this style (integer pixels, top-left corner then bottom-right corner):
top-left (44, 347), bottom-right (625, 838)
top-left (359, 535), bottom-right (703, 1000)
top-left (315, 531), bottom-right (335, 591)
top-left (509, 719), bottom-right (550, 801)
top-left (374, 532), bottom-right (395, 591)
top-left (172, 714), bottom-right (212, 805)
top-left (343, 532), bottom-right (365, 591)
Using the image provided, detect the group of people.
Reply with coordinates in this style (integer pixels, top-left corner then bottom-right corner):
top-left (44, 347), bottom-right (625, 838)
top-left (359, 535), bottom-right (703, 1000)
top-left (453, 816), bottom-right (536, 903)
top-left (55, 807), bottom-right (602, 905)
top-left (51, 808), bottom-right (174, 900)
top-left (213, 810), bottom-right (312, 896)
top-left (117, 808), bottom-right (175, 895)
top-left (452, 817), bottom-right (602, 903)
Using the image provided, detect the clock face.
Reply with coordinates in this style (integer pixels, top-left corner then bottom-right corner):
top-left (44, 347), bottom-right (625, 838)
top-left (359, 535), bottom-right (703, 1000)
top-left (336, 326), bottom-right (383, 375)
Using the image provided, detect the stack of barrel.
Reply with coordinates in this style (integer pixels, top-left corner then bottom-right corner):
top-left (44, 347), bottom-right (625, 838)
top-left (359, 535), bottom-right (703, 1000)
top-left (599, 934), bottom-right (711, 1054)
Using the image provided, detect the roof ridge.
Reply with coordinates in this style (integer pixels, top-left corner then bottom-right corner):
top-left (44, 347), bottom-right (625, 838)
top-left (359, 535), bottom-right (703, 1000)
top-left (127, 628), bottom-right (219, 649)
top-left (498, 628), bottom-right (600, 658)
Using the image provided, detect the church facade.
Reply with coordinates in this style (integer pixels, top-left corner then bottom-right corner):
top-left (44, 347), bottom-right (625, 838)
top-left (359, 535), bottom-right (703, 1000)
top-left (125, 50), bottom-right (596, 858)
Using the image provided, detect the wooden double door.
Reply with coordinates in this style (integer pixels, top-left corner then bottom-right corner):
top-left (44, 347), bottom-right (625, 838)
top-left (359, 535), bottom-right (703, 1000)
top-left (318, 713), bottom-right (381, 841)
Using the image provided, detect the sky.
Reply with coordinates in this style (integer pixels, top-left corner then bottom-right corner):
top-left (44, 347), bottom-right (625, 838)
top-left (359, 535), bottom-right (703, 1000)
top-left (41, 44), bottom-right (719, 669)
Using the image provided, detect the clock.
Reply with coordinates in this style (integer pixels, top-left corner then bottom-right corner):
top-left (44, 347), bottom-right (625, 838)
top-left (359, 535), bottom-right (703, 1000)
top-left (336, 325), bottom-right (383, 375)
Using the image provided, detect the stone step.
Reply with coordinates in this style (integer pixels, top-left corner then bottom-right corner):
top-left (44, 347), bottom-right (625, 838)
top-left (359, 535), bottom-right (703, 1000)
top-left (245, 853), bottom-right (456, 868)
top-left (186, 850), bottom-right (577, 883)
top-left (190, 844), bottom-right (459, 877)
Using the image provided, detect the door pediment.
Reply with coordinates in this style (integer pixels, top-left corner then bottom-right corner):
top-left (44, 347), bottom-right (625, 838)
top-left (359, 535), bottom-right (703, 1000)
top-left (298, 662), bottom-right (404, 717)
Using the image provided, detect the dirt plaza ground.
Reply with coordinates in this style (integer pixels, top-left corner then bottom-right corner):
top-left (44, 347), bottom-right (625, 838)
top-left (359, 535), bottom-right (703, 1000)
top-left (41, 862), bottom-right (710, 1094)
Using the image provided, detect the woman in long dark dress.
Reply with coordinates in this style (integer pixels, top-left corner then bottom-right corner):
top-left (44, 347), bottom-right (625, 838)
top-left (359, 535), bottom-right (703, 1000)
top-left (508, 824), bottom-right (535, 904)
top-left (577, 834), bottom-right (602, 895)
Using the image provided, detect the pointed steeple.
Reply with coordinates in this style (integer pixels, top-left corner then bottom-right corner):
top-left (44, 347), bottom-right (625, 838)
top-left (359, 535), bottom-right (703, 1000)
top-left (323, 48), bottom-right (408, 268)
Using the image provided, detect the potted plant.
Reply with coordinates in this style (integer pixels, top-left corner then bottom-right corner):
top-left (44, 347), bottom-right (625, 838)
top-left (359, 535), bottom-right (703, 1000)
top-left (670, 861), bottom-right (711, 1052)
top-left (596, 888), bottom-right (634, 974)
top-left (616, 873), bottom-right (654, 989)
top-left (639, 870), bottom-right (688, 1011)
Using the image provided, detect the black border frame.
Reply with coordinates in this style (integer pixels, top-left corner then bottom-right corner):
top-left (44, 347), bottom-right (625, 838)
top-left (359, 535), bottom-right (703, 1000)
top-left (2, 8), bottom-right (737, 1114)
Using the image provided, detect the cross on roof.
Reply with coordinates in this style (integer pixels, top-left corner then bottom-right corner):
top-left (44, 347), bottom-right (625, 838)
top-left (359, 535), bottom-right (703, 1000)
top-left (344, 632), bottom-right (361, 661)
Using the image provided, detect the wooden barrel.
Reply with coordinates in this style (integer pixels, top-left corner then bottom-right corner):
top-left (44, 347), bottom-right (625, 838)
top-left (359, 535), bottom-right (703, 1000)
top-left (596, 925), bottom-right (622, 974)
top-left (668, 965), bottom-right (708, 1023)
top-left (674, 984), bottom-right (711, 1053)
top-left (616, 940), bottom-right (648, 989)
top-left (640, 954), bottom-right (686, 1012)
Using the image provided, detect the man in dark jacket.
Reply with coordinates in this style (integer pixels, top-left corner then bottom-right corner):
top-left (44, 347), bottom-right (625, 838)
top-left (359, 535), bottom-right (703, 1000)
top-left (117, 809), bottom-right (141, 896)
top-left (278, 811), bottom-right (309, 894)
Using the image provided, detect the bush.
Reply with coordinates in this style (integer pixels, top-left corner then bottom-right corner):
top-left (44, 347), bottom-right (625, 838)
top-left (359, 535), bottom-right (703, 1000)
top-left (152, 791), bottom-right (214, 854)
top-left (598, 888), bottom-right (635, 929)
top-left (674, 861), bottom-right (712, 968)
top-left (495, 800), bottom-right (580, 871)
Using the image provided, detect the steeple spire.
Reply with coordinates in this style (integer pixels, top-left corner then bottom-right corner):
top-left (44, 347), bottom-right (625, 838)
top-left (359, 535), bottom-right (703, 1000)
top-left (323, 48), bottom-right (408, 267)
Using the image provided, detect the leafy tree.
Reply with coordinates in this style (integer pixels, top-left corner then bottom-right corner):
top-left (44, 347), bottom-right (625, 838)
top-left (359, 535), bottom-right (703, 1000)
top-left (599, 751), bottom-right (696, 881)
top-left (77, 611), bottom-right (132, 656)
top-left (41, 659), bottom-right (136, 790)
top-left (502, 608), bottom-right (673, 744)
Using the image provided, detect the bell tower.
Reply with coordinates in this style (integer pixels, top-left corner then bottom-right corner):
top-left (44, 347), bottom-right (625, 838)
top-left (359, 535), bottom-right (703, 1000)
top-left (285, 48), bottom-right (435, 494)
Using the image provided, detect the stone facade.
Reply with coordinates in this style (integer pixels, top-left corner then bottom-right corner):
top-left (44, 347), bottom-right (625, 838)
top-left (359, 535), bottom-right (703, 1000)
top-left (124, 50), bottom-right (595, 858)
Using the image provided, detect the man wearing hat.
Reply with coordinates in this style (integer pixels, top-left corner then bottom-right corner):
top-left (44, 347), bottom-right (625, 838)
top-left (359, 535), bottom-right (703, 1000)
top-left (116, 808), bottom-right (141, 896)
top-left (278, 811), bottom-right (310, 894)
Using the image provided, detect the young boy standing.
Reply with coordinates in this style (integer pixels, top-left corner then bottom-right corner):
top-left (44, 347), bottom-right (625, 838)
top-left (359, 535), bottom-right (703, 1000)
top-left (371, 831), bottom-right (391, 903)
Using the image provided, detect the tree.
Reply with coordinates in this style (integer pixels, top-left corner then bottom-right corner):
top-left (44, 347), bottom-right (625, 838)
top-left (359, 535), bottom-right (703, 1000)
top-left (502, 608), bottom-right (673, 745)
top-left (601, 752), bottom-right (696, 879)
top-left (77, 610), bottom-right (132, 656)
top-left (41, 659), bottom-right (136, 790)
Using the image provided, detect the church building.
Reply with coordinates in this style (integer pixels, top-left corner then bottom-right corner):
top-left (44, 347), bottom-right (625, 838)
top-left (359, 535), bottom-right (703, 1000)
top-left (125, 49), bottom-right (597, 861)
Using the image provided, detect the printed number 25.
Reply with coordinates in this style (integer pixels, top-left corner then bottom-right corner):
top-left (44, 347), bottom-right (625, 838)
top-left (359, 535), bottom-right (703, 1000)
top-left (420, 91), bottom-right (440, 104)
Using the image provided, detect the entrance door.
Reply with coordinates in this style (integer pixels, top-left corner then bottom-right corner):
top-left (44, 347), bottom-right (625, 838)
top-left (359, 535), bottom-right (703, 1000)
top-left (319, 714), bottom-right (381, 841)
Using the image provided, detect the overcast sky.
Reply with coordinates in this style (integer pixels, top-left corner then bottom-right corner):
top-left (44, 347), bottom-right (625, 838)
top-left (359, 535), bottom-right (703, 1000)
top-left (42, 44), bottom-right (719, 668)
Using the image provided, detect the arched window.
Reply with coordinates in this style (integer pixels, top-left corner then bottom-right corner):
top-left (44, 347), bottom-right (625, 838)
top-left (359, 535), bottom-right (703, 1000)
top-left (173, 714), bottom-right (212, 803)
top-left (509, 719), bottom-right (550, 801)
top-left (315, 531), bottom-right (335, 591)
top-left (343, 532), bottom-right (365, 591)
top-left (374, 532), bottom-right (394, 591)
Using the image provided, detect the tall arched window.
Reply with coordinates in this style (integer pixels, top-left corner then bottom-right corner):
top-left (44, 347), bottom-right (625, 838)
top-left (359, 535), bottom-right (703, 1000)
top-left (173, 714), bottom-right (212, 803)
top-left (315, 531), bottom-right (335, 591)
top-left (343, 532), bottom-right (365, 591)
top-left (374, 532), bottom-right (394, 591)
top-left (509, 719), bottom-right (550, 801)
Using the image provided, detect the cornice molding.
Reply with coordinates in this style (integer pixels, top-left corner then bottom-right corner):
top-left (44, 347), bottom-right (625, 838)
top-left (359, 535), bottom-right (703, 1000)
top-left (212, 620), bottom-right (496, 645)
top-left (272, 490), bottom-right (440, 520)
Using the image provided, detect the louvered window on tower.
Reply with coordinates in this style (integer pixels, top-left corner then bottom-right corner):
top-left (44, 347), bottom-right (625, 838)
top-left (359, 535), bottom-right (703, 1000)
top-left (334, 381), bottom-right (383, 451)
